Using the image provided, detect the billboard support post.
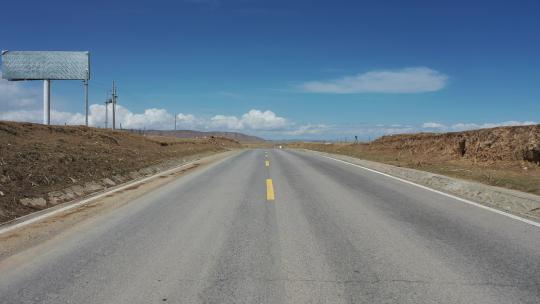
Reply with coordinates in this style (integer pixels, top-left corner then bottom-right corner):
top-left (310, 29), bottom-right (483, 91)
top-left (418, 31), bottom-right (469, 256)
top-left (43, 80), bottom-right (50, 125)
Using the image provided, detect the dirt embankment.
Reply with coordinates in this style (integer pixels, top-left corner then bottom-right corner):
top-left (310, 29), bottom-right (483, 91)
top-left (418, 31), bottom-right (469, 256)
top-left (370, 125), bottom-right (540, 163)
top-left (289, 125), bottom-right (540, 195)
top-left (0, 121), bottom-right (240, 223)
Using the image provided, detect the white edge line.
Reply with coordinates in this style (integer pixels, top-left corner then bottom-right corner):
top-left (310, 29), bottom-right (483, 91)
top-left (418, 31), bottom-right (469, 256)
top-left (0, 159), bottom-right (202, 236)
top-left (318, 154), bottom-right (540, 228)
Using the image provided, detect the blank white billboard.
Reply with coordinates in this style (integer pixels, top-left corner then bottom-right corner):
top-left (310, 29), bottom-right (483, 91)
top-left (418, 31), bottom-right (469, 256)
top-left (1, 51), bottom-right (89, 80)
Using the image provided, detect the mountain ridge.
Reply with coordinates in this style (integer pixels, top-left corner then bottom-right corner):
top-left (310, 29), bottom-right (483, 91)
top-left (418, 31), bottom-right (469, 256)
top-left (142, 129), bottom-right (265, 143)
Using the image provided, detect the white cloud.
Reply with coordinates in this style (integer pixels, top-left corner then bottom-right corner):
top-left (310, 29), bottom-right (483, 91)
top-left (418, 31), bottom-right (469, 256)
top-left (420, 120), bottom-right (537, 132)
top-left (0, 109), bottom-right (85, 125)
top-left (2, 74), bottom-right (535, 140)
top-left (241, 110), bottom-right (288, 130)
top-left (2, 103), bottom-right (536, 141)
top-left (123, 108), bottom-right (174, 130)
top-left (175, 113), bottom-right (200, 128)
top-left (282, 120), bottom-right (538, 141)
top-left (450, 121), bottom-right (536, 131)
top-left (275, 123), bottom-right (417, 140)
top-left (422, 122), bottom-right (446, 128)
top-left (300, 67), bottom-right (448, 94)
top-left (0, 104), bottom-right (174, 129)
top-left (0, 73), bottom-right (40, 110)
top-left (0, 103), bottom-right (291, 133)
top-left (208, 110), bottom-right (289, 130)
top-left (210, 115), bottom-right (243, 130)
top-left (284, 124), bottom-right (329, 136)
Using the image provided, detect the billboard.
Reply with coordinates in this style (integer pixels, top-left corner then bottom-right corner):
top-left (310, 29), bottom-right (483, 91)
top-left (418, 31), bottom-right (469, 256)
top-left (1, 51), bottom-right (90, 80)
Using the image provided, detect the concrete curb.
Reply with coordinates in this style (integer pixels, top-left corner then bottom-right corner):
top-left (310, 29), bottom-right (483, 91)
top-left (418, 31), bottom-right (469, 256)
top-left (18, 157), bottom-right (197, 210)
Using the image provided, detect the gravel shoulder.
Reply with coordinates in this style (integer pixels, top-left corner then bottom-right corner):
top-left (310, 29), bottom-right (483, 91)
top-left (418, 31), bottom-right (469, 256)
top-left (0, 150), bottom-right (241, 262)
top-left (297, 149), bottom-right (540, 221)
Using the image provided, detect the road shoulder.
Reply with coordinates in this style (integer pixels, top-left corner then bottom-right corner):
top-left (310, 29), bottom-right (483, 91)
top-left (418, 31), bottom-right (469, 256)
top-left (0, 150), bottom-right (242, 262)
top-left (295, 149), bottom-right (540, 223)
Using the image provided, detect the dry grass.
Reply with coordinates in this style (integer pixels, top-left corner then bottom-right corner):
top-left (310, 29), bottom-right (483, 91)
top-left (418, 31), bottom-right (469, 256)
top-left (0, 121), bottom-right (241, 222)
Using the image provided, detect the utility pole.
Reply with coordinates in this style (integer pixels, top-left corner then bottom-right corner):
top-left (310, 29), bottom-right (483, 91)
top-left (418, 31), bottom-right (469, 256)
top-left (84, 69), bottom-right (89, 126)
top-left (104, 98), bottom-right (112, 128)
top-left (174, 113), bottom-right (177, 131)
top-left (111, 81), bottom-right (117, 130)
top-left (105, 100), bottom-right (108, 128)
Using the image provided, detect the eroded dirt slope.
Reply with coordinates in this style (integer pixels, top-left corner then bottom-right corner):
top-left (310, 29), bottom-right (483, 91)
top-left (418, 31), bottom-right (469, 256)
top-left (371, 125), bottom-right (540, 163)
top-left (0, 121), bottom-right (240, 223)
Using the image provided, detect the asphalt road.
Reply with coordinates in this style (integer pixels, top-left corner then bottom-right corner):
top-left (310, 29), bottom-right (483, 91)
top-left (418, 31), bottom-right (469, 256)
top-left (0, 149), bottom-right (539, 303)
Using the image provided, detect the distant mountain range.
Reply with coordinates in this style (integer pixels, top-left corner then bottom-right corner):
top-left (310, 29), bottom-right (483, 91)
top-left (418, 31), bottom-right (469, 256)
top-left (143, 130), bottom-right (266, 143)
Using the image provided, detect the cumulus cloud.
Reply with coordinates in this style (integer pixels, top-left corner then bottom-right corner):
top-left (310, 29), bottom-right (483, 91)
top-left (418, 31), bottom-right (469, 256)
top-left (0, 73), bottom-right (41, 110)
top-left (210, 115), bottom-right (243, 130)
top-left (0, 109), bottom-right (85, 125)
top-left (208, 110), bottom-right (289, 130)
top-left (275, 123), bottom-right (417, 140)
top-left (241, 110), bottom-right (288, 130)
top-left (284, 124), bottom-right (329, 136)
top-left (422, 122), bottom-right (446, 128)
top-left (0, 104), bottom-right (173, 129)
top-left (450, 121), bottom-right (537, 130)
top-left (2, 73), bottom-right (535, 140)
top-left (300, 67), bottom-right (448, 94)
top-left (285, 121), bottom-right (538, 141)
top-left (175, 113), bottom-right (200, 128)
top-left (0, 79), bottom-right (291, 133)
top-left (122, 108), bottom-right (174, 129)
top-left (1, 102), bottom-right (536, 141)
top-left (420, 120), bottom-right (537, 131)
top-left (0, 102), bottom-right (290, 133)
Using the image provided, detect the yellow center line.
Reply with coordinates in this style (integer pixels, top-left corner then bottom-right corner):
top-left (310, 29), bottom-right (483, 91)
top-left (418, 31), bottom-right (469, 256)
top-left (265, 160), bottom-right (270, 167)
top-left (266, 179), bottom-right (275, 201)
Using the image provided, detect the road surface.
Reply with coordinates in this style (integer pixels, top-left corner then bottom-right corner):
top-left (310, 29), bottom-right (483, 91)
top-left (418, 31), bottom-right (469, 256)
top-left (0, 149), bottom-right (539, 303)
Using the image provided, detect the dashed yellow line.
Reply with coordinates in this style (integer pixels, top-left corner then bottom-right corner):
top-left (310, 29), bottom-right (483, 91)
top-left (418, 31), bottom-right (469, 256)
top-left (266, 179), bottom-right (275, 201)
top-left (265, 160), bottom-right (270, 167)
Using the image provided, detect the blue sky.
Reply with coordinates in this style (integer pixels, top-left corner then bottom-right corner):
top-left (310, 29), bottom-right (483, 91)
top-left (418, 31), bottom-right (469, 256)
top-left (1, 0), bottom-right (539, 139)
